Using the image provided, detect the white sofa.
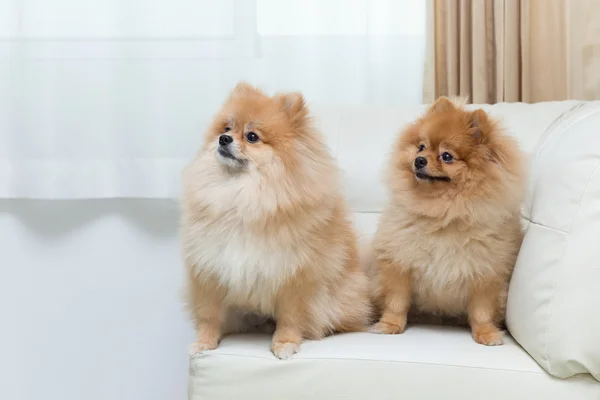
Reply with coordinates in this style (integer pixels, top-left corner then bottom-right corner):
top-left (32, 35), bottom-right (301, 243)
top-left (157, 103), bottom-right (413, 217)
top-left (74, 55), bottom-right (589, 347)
top-left (188, 101), bottom-right (600, 399)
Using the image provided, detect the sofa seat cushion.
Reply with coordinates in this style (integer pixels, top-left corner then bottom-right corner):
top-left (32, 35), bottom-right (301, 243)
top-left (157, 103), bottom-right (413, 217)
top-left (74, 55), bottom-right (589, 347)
top-left (188, 327), bottom-right (598, 400)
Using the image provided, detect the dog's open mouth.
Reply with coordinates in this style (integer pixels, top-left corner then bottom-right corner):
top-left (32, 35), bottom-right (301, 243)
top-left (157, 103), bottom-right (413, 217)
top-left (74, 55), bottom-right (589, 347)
top-left (415, 172), bottom-right (451, 182)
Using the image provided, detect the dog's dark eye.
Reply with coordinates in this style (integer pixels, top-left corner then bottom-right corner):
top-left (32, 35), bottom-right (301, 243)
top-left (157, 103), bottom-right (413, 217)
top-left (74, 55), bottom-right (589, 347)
top-left (418, 144), bottom-right (426, 152)
top-left (441, 152), bottom-right (453, 162)
top-left (246, 132), bottom-right (260, 143)
top-left (223, 127), bottom-right (231, 133)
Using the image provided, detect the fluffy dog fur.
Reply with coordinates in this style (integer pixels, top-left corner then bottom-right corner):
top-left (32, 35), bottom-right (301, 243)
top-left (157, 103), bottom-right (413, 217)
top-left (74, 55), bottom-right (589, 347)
top-left (370, 97), bottom-right (526, 345)
top-left (181, 82), bottom-right (371, 359)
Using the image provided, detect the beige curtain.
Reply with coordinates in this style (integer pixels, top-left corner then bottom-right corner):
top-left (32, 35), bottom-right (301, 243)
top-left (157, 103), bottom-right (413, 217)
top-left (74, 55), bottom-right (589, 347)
top-left (423, 0), bottom-right (600, 104)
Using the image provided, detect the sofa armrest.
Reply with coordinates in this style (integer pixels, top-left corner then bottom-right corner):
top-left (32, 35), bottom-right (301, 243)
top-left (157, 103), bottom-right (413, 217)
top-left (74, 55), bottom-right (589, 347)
top-left (507, 102), bottom-right (600, 381)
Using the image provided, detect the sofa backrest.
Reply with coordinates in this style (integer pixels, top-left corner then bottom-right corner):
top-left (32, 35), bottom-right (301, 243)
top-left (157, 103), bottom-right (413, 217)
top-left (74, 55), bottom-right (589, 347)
top-left (311, 101), bottom-right (582, 240)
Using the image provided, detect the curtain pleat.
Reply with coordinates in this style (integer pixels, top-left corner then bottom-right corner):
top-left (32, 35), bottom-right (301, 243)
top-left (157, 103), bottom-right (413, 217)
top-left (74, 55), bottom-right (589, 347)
top-left (424, 0), bottom-right (600, 103)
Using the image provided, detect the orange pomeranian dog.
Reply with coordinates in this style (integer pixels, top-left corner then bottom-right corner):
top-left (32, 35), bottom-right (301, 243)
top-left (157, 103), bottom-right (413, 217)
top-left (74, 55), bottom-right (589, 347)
top-left (181, 82), bottom-right (371, 359)
top-left (370, 96), bottom-right (526, 345)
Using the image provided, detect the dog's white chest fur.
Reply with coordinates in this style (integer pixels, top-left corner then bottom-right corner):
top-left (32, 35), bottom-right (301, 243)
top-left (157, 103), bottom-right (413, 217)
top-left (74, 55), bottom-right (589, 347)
top-left (186, 218), bottom-right (302, 312)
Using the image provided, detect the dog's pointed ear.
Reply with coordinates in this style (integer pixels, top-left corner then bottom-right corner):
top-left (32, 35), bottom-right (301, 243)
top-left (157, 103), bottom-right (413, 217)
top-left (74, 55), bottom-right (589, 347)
top-left (470, 108), bottom-right (510, 164)
top-left (428, 96), bottom-right (456, 114)
top-left (274, 91), bottom-right (309, 125)
top-left (230, 81), bottom-right (259, 97)
top-left (471, 109), bottom-right (490, 144)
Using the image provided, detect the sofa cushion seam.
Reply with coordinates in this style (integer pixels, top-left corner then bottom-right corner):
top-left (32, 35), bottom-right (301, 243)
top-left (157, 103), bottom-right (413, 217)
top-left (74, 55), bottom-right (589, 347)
top-left (191, 353), bottom-right (547, 375)
top-left (521, 217), bottom-right (568, 234)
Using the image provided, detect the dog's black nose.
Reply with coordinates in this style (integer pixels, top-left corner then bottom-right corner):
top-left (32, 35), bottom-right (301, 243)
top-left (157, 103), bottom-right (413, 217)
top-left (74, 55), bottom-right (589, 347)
top-left (414, 156), bottom-right (428, 169)
top-left (219, 134), bottom-right (233, 146)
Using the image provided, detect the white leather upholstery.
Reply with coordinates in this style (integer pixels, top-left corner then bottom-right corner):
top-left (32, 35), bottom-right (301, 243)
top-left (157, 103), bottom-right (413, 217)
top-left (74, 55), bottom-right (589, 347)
top-left (190, 329), bottom-right (598, 400)
top-left (507, 102), bottom-right (600, 380)
top-left (189, 101), bottom-right (600, 399)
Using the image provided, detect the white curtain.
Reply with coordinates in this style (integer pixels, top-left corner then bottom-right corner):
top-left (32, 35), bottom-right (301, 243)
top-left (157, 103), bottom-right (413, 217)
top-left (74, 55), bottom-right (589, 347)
top-left (0, 0), bottom-right (426, 199)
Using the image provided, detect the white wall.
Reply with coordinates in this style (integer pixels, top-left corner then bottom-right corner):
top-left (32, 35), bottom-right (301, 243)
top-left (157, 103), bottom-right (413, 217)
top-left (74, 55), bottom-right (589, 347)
top-left (0, 200), bottom-right (192, 400)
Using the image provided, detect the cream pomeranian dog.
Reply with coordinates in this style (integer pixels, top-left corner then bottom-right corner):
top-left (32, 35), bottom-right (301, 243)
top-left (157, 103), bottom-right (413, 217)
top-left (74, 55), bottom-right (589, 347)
top-left (181, 83), bottom-right (371, 359)
top-left (370, 97), bottom-right (526, 345)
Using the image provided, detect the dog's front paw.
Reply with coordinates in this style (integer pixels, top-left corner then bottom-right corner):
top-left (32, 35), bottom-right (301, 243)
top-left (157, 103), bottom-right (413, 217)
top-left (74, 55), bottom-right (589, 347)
top-left (369, 320), bottom-right (406, 335)
top-left (271, 341), bottom-right (299, 360)
top-left (188, 340), bottom-right (218, 355)
top-left (472, 325), bottom-right (504, 346)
